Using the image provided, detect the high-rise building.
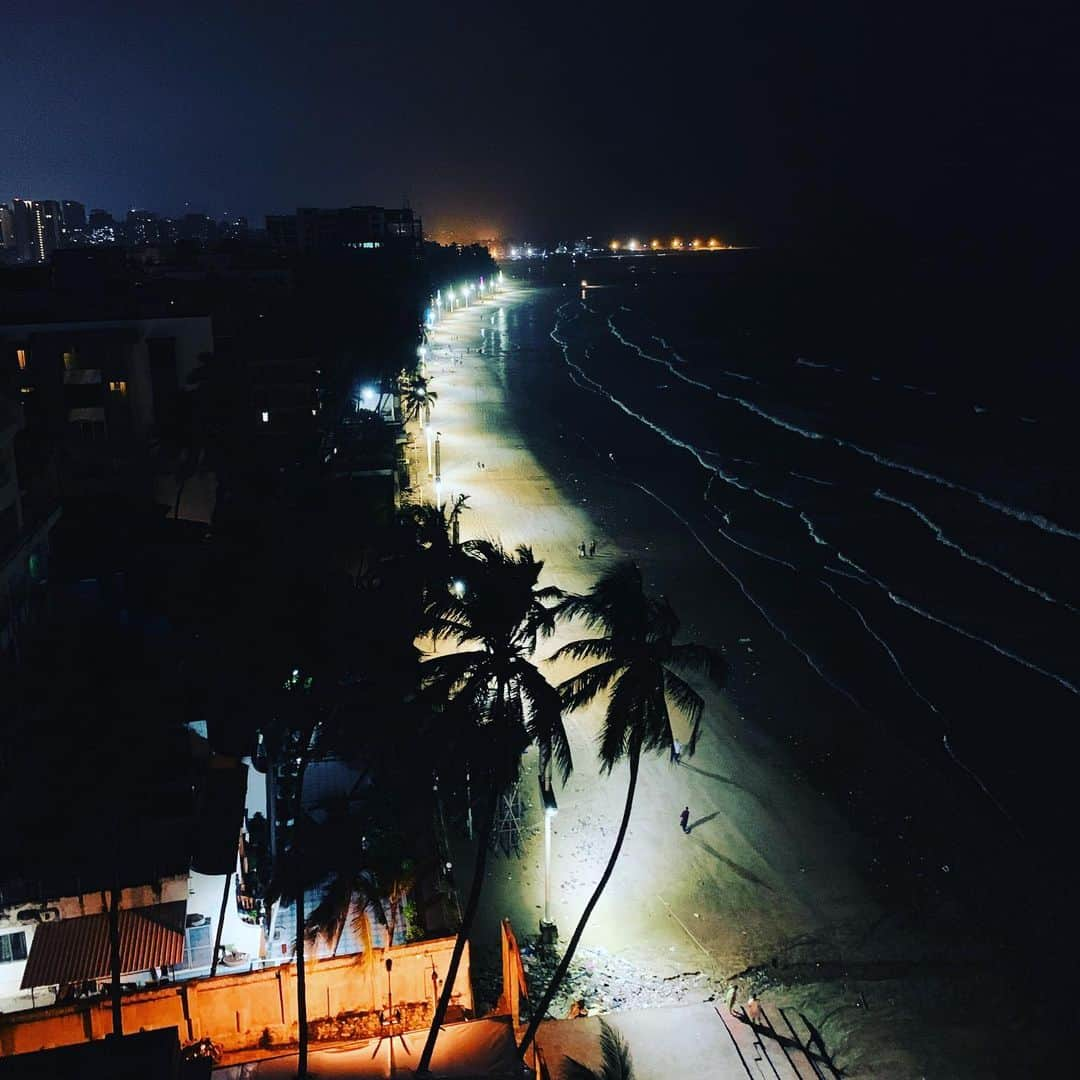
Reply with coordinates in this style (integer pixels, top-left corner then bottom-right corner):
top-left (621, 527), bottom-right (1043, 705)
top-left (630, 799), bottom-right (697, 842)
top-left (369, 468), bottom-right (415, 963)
top-left (87, 209), bottom-right (118, 245)
top-left (269, 205), bottom-right (423, 252)
top-left (125, 209), bottom-right (161, 246)
top-left (35, 201), bottom-right (63, 259)
top-left (60, 201), bottom-right (87, 243)
top-left (10, 200), bottom-right (36, 262)
top-left (0, 205), bottom-right (15, 253)
top-left (178, 213), bottom-right (216, 246)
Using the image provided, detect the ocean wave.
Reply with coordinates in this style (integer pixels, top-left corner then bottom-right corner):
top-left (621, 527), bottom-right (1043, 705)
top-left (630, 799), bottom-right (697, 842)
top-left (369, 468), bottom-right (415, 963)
top-left (631, 483), bottom-right (864, 710)
top-left (873, 489), bottom-right (1078, 613)
top-left (789, 471), bottom-right (836, 487)
top-left (835, 554), bottom-right (1079, 697)
top-left (799, 512), bottom-right (830, 547)
top-left (820, 578), bottom-right (938, 714)
top-left (555, 313), bottom-right (793, 516)
top-left (942, 735), bottom-right (1023, 837)
top-left (650, 335), bottom-right (686, 363)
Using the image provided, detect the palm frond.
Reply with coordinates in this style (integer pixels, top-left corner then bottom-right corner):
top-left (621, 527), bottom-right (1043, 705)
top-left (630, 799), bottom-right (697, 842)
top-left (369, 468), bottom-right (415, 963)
top-left (550, 637), bottom-right (618, 665)
top-left (662, 668), bottom-right (705, 748)
top-left (513, 661), bottom-right (573, 783)
top-left (597, 1019), bottom-right (635, 1080)
top-left (557, 659), bottom-right (623, 714)
top-left (668, 642), bottom-right (728, 688)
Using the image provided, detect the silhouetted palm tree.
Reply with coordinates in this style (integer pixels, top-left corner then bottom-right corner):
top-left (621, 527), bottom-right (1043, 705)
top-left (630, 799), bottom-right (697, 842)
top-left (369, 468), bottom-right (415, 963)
top-left (400, 374), bottom-right (438, 426)
top-left (518, 562), bottom-right (726, 1060)
top-left (416, 540), bottom-right (572, 1076)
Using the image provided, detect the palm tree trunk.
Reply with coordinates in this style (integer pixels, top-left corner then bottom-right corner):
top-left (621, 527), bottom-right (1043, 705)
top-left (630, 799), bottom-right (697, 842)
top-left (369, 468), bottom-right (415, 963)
top-left (517, 747), bottom-right (641, 1062)
top-left (416, 786), bottom-right (498, 1076)
top-left (108, 879), bottom-right (123, 1037)
top-left (294, 721), bottom-right (318, 1079)
top-left (296, 887), bottom-right (308, 1075)
top-left (210, 869), bottom-right (232, 977)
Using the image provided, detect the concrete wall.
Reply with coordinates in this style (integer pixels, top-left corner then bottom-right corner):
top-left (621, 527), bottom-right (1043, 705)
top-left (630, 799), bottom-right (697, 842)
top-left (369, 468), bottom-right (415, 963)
top-left (0, 936), bottom-right (468, 1057)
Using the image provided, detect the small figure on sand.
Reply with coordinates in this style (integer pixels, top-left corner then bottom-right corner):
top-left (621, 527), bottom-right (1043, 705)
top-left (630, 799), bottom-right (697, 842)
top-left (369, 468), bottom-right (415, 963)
top-left (578, 542), bottom-right (586, 558)
top-left (679, 806), bottom-right (690, 833)
top-left (588, 539), bottom-right (597, 557)
top-left (670, 738), bottom-right (682, 765)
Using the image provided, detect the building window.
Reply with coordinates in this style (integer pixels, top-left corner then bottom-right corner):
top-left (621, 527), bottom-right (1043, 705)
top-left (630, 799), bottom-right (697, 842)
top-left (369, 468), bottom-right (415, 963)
top-left (63, 350), bottom-right (76, 371)
top-left (177, 921), bottom-right (213, 973)
top-left (108, 380), bottom-right (127, 395)
top-left (0, 931), bottom-right (28, 963)
top-left (16, 348), bottom-right (27, 371)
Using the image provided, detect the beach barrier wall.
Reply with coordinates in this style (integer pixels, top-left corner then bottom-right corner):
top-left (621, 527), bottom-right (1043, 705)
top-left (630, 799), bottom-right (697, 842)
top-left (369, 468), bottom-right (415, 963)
top-left (0, 936), bottom-right (468, 1057)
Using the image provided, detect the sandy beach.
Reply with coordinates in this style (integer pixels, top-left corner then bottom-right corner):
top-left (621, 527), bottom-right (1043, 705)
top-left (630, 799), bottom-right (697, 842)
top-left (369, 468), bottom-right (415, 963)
top-left (412, 281), bottom-right (1022, 1077)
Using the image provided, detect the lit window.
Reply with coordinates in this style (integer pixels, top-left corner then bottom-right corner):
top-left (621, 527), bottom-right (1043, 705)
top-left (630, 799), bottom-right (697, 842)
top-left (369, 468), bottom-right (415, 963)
top-left (261, 411), bottom-right (270, 423)
top-left (62, 350), bottom-right (76, 370)
top-left (19, 386), bottom-right (34, 394)
top-left (16, 348), bottom-right (27, 370)
top-left (108, 380), bottom-right (127, 395)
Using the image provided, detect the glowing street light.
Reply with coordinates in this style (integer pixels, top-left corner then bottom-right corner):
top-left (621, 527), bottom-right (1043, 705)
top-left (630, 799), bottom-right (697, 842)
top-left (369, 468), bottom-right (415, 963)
top-left (539, 775), bottom-right (558, 944)
top-left (434, 431), bottom-right (442, 509)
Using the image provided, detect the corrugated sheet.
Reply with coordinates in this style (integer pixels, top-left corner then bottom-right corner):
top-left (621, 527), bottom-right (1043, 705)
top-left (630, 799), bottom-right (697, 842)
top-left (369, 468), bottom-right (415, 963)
top-left (20, 900), bottom-right (186, 989)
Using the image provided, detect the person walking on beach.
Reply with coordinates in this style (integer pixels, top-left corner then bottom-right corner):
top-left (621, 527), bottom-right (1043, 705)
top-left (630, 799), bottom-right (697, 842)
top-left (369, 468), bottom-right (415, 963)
top-left (588, 539), bottom-right (597, 557)
top-left (670, 738), bottom-right (682, 765)
top-left (679, 806), bottom-right (690, 833)
top-left (578, 542), bottom-right (586, 558)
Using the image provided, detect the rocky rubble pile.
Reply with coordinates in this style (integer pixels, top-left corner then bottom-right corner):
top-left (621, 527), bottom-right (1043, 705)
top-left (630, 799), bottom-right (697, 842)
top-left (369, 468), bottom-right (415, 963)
top-left (519, 938), bottom-right (721, 1020)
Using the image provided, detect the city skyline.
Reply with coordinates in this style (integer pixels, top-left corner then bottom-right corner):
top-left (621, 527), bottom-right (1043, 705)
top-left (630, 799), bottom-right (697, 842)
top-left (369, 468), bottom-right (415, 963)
top-left (3, 3), bottom-right (1069, 257)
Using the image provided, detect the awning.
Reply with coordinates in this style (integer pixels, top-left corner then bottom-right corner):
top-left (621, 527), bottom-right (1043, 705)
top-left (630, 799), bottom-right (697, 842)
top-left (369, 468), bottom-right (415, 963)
top-left (20, 901), bottom-right (186, 989)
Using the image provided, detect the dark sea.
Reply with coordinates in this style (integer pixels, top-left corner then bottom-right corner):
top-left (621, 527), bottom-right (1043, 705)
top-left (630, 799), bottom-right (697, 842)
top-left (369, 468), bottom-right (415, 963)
top-left (499, 250), bottom-right (1076, 934)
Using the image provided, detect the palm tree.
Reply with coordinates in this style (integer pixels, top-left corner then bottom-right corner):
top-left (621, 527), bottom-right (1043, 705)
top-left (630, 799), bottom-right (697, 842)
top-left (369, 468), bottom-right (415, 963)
top-left (561, 1019), bottom-right (635, 1080)
top-left (303, 788), bottom-right (420, 960)
top-left (517, 562), bottom-right (727, 1061)
top-left (400, 374), bottom-right (438, 426)
top-left (416, 540), bottom-right (573, 1076)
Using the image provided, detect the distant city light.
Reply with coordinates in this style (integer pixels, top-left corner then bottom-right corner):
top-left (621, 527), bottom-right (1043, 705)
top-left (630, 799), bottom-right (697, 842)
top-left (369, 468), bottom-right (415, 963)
top-left (581, 279), bottom-right (588, 287)
top-left (362, 386), bottom-right (376, 403)
top-left (261, 411), bottom-right (269, 423)
top-left (651, 239), bottom-right (660, 249)
top-left (610, 240), bottom-right (620, 251)
top-left (627, 239), bottom-right (638, 251)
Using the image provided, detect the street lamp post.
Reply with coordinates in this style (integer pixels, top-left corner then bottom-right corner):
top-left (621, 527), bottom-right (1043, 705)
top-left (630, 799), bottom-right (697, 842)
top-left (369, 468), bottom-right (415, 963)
top-left (539, 775), bottom-right (558, 946)
top-left (434, 431), bottom-right (442, 509)
top-left (385, 958), bottom-right (396, 1076)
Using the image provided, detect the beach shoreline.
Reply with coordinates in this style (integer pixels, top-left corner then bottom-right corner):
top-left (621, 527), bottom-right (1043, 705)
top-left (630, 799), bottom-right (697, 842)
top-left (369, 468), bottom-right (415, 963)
top-left (415, 279), bottom-right (1045, 1076)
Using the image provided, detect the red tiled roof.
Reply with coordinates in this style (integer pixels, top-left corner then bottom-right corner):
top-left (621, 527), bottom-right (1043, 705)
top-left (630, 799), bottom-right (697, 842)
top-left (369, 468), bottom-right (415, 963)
top-left (20, 901), bottom-right (186, 989)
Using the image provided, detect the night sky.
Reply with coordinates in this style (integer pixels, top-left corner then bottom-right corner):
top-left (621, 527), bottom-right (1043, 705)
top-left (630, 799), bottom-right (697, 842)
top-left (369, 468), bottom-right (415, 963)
top-left (2, 1), bottom-right (1072, 247)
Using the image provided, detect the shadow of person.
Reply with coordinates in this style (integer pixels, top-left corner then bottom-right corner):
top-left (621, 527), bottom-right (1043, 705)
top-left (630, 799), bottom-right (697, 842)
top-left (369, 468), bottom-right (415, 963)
top-left (687, 811), bottom-right (721, 832)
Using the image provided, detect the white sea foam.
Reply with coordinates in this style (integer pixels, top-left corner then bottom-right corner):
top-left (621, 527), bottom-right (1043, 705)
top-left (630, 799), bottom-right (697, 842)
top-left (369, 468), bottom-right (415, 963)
top-left (800, 512), bottom-right (830, 547)
top-left (873, 489), bottom-right (1078, 613)
top-left (942, 735), bottom-right (1023, 837)
top-left (835, 553), bottom-right (1078, 697)
top-left (790, 471), bottom-right (836, 487)
top-left (820, 578), bottom-right (938, 714)
top-left (632, 483), bottom-right (864, 710)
